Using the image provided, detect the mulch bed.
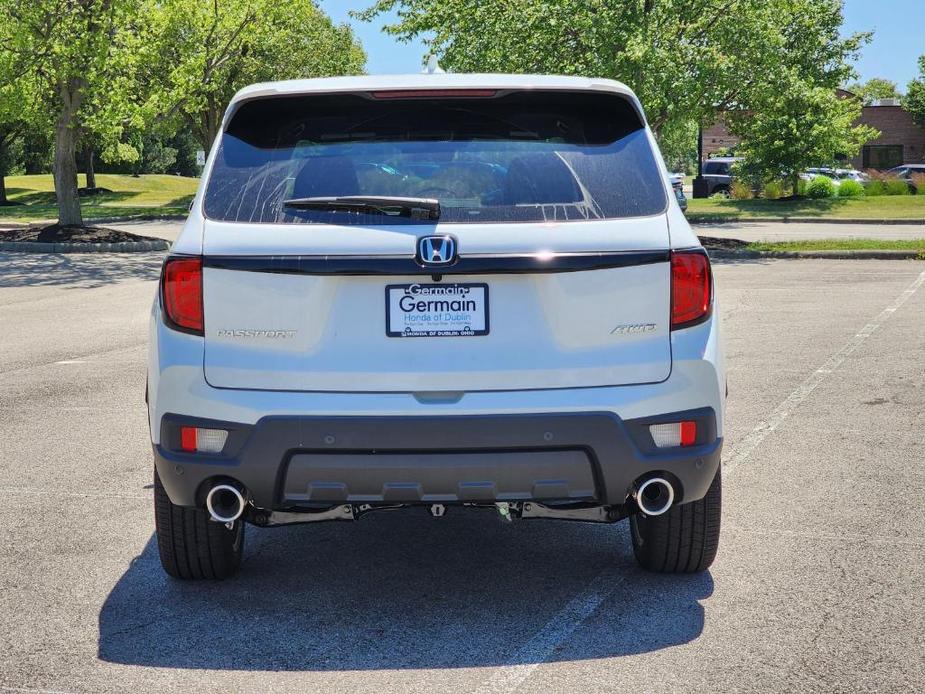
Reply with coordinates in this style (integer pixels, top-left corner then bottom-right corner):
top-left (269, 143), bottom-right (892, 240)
top-left (697, 236), bottom-right (750, 250)
top-left (0, 224), bottom-right (161, 244)
top-left (77, 187), bottom-right (113, 197)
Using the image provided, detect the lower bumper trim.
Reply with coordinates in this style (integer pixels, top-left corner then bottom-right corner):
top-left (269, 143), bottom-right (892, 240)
top-left (154, 409), bottom-right (721, 510)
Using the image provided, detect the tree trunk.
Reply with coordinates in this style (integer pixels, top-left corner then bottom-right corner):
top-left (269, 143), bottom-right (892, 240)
top-left (203, 114), bottom-right (219, 154)
top-left (53, 81), bottom-right (84, 226)
top-left (84, 146), bottom-right (96, 190)
top-left (0, 131), bottom-right (10, 204)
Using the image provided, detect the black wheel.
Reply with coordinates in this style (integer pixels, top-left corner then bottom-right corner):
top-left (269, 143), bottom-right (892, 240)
top-left (154, 468), bottom-right (244, 580)
top-left (630, 467), bottom-right (721, 573)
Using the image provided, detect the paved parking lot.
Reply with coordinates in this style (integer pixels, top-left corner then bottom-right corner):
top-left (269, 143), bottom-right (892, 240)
top-left (1, 253), bottom-right (923, 693)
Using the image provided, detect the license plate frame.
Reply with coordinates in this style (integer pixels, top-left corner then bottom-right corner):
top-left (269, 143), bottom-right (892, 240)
top-left (385, 282), bottom-right (490, 338)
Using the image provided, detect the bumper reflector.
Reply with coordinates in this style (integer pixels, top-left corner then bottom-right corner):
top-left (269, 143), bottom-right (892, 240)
top-left (649, 421), bottom-right (697, 448)
top-left (179, 426), bottom-right (228, 453)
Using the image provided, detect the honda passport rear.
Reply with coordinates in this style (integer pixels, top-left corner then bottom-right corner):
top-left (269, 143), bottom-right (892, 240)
top-left (148, 74), bottom-right (725, 579)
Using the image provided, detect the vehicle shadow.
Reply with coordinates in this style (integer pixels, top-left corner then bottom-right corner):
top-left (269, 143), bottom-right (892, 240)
top-left (0, 251), bottom-right (163, 289)
top-left (98, 511), bottom-right (713, 671)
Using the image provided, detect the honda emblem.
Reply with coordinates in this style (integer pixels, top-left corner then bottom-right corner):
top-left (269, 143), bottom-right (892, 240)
top-left (417, 235), bottom-right (457, 266)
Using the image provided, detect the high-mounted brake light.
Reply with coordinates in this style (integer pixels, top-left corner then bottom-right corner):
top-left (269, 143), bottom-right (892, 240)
top-left (670, 250), bottom-right (712, 329)
top-left (162, 257), bottom-right (203, 334)
top-left (370, 89), bottom-right (498, 99)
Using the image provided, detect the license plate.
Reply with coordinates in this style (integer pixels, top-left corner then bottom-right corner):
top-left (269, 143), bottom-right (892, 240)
top-left (386, 283), bottom-right (489, 337)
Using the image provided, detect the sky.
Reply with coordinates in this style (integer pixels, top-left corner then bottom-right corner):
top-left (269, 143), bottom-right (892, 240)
top-left (319, 0), bottom-right (923, 91)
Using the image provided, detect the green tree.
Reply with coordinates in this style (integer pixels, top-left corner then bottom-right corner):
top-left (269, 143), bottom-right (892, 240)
top-left (846, 77), bottom-right (901, 105)
top-left (0, 0), bottom-right (144, 225)
top-left (656, 120), bottom-right (699, 175)
top-left (0, 30), bottom-right (41, 205)
top-left (726, 2), bottom-right (876, 189)
top-left (142, 0), bottom-right (366, 153)
top-left (729, 86), bottom-right (877, 193)
top-left (359, 0), bottom-right (870, 186)
top-left (357, 0), bottom-right (867, 140)
top-left (904, 56), bottom-right (925, 128)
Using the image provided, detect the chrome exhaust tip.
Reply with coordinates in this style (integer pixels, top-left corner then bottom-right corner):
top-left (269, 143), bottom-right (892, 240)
top-left (634, 477), bottom-right (675, 516)
top-left (206, 484), bottom-right (246, 524)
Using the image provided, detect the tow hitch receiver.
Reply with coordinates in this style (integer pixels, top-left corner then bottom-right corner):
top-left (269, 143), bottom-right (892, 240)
top-left (251, 501), bottom-right (626, 527)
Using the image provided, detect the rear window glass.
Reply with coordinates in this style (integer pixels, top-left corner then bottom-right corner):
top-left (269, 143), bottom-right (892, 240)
top-left (204, 90), bottom-right (666, 225)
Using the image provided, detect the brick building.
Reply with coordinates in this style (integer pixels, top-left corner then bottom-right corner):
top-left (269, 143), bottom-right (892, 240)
top-left (702, 89), bottom-right (925, 170)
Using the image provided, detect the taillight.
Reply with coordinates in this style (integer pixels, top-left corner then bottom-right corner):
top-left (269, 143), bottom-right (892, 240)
top-left (179, 426), bottom-right (228, 453)
top-left (162, 257), bottom-right (203, 334)
top-left (649, 421), bottom-right (698, 447)
top-left (671, 250), bottom-right (712, 329)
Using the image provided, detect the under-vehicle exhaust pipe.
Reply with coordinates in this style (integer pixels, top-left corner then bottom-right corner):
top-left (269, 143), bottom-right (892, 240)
top-left (206, 483), bottom-right (246, 524)
top-left (634, 477), bottom-right (675, 516)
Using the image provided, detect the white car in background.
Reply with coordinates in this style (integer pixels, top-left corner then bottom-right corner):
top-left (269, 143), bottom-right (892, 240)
top-left (147, 73), bottom-right (726, 580)
top-left (801, 167), bottom-right (870, 186)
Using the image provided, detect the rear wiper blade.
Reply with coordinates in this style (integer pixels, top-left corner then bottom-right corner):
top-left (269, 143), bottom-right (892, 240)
top-left (282, 195), bottom-right (440, 220)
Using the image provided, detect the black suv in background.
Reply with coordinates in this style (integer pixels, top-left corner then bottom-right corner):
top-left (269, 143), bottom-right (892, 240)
top-left (700, 157), bottom-right (741, 197)
top-left (887, 164), bottom-right (925, 193)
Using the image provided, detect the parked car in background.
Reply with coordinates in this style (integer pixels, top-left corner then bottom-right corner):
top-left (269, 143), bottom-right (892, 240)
top-left (668, 172), bottom-right (687, 211)
top-left (887, 164), bottom-right (925, 193)
top-left (801, 168), bottom-right (869, 188)
top-left (802, 167), bottom-right (839, 184)
top-left (700, 157), bottom-right (741, 197)
top-left (835, 169), bottom-right (870, 184)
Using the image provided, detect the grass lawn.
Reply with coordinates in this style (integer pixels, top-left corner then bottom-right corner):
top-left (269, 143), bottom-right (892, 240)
top-left (686, 195), bottom-right (925, 221)
top-left (0, 173), bottom-right (198, 223)
top-left (744, 239), bottom-right (925, 252)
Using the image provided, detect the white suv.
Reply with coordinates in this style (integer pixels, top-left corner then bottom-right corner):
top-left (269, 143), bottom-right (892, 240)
top-left (148, 74), bottom-right (725, 579)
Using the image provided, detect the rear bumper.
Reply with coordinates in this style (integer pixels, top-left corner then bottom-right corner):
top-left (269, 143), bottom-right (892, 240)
top-left (154, 409), bottom-right (721, 510)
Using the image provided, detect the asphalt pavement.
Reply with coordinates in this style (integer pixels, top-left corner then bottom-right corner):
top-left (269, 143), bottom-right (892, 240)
top-left (1, 252), bottom-right (923, 693)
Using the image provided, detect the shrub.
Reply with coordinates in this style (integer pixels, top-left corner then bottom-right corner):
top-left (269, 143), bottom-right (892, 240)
top-left (910, 172), bottom-right (925, 194)
top-left (837, 179), bottom-right (865, 197)
top-left (731, 179), bottom-right (753, 199)
top-left (806, 175), bottom-right (836, 199)
top-left (762, 180), bottom-right (785, 199)
top-left (884, 178), bottom-right (911, 195)
top-left (865, 180), bottom-right (886, 196)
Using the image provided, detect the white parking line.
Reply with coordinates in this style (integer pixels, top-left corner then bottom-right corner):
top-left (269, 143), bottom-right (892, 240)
top-left (473, 567), bottom-right (626, 694)
top-left (471, 268), bottom-right (925, 694)
top-left (723, 268), bottom-right (925, 474)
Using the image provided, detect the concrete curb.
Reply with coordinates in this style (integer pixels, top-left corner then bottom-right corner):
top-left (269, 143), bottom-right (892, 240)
top-left (707, 248), bottom-right (923, 260)
top-left (0, 239), bottom-right (170, 253)
top-left (0, 213), bottom-right (187, 230)
top-left (689, 216), bottom-right (925, 225)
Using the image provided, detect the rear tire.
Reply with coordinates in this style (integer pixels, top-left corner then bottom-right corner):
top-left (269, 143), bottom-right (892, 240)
top-left (630, 467), bottom-right (721, 573)
top-left (154, 469), bottom-right (244, 580)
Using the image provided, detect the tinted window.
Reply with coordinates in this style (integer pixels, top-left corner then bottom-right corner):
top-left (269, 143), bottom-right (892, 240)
top-left (703, 161), bottom-right (729, 175)
top-left (863, 145), bottom-right (903, 170)
top-left (204, 90), bottom-right (666, 224)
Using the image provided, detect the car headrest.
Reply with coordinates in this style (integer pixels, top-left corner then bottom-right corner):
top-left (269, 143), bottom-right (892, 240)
top-left (292, 156), bottom-right (359, 198)
top-left (503, 153), bottom-right (583, 205)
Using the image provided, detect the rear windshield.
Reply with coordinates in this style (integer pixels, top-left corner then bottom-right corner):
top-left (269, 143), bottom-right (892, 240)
top-left (204, 90), bottom-right (666, 225)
